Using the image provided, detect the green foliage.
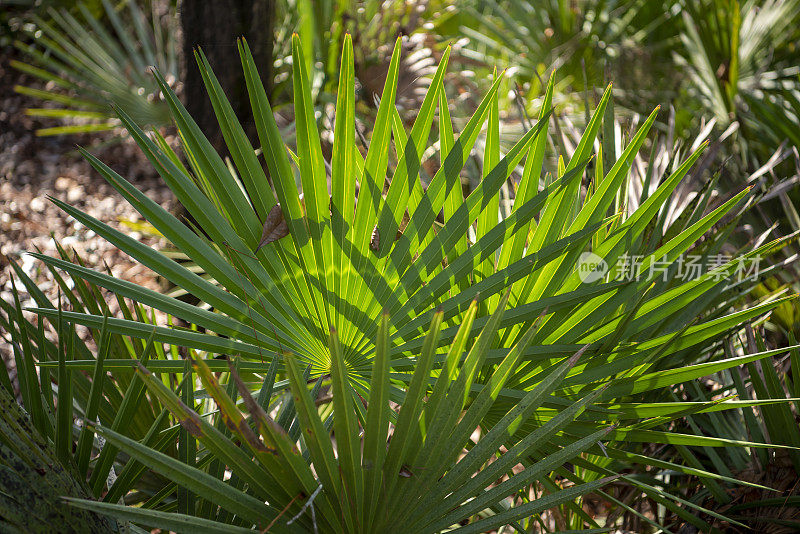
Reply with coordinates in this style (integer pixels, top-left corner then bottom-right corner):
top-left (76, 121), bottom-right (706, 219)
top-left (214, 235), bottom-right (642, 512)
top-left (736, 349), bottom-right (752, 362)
top-left (456, 0), bottom-right (800, 182)
top-left (62, 303), bottom-right (620, 533)
top-left (11, 0), bottom-right (176, 137)
top-left (273, 0), bottom-right (441, 97)
top-left (456, 0), bottom-right (673, 89)
top-left (4, 29), bottom-right (800, 532)
top-left (676, 0), bottom-right (800, 161)
top-left (662, 328), bottom-right (800, 531)
top-left (0, 246), bottom-right (180, 533)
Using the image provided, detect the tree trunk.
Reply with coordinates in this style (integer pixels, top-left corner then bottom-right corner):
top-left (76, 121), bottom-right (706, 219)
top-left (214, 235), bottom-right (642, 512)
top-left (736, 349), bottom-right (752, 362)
top-left (180, 0), bottom-right (274, 155)
top-left (0, 387), bottom-right (115, 533)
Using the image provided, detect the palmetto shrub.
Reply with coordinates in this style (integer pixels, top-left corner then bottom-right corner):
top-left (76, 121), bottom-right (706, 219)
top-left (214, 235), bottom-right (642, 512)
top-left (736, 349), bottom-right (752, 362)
top-left (3, 32), bottom-right (800, 532)
top-left (676, 0), bottom-right (800, 161)
top-left (11, 0), bottom-right (176, 137)
top-left (458, 0), bottom-right (800, 174)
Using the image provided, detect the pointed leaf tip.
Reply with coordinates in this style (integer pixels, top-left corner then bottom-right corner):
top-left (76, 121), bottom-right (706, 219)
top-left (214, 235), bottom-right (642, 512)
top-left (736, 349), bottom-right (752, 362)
top-left (570, 344), bottom-right (591, 364)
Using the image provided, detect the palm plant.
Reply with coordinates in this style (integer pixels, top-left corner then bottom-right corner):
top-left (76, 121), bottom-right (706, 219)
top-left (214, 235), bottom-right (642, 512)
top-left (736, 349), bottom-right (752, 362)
top-left (3, 259), bottom-right (618, 532)
top-left (661, 328), bottom-right (800, 533)
top-left (11, 0), bottom-right (177, 137)
top-left (1, 272), bottom-right (191, 525)
top-left (64, 301), bottom-right (626, 533)
top-left (553, 106), bottom-right (800, 531)
top-left (0, 248), bottom-right (180, 531)
top-left (457, 0), bottom-right (800, 178)
top-left (6, 30), bottom-right (800, 532)
top-left (675, 0), bottom-right (800, 165)
top-left (452, 0), bottom-right (677, 104)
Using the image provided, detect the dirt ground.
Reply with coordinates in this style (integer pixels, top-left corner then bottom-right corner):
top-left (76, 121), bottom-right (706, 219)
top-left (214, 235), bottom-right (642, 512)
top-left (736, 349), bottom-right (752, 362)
top-left (0, 47), bottom-right (177, 378)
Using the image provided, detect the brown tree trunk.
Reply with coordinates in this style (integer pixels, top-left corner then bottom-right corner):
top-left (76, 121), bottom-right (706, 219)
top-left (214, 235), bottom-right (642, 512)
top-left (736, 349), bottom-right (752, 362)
top-left (179, 0), bottom-right (274, 154)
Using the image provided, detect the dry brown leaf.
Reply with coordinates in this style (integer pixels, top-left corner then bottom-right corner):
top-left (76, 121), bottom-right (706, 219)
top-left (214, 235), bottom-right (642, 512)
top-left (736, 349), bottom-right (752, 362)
top-left (256, 204), bottom-right (290, 251)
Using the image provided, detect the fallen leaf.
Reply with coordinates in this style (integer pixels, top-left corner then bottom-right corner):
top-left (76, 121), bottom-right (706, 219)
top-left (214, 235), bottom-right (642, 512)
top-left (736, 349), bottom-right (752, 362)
top-left (256, 204), bottom-right (290, 251)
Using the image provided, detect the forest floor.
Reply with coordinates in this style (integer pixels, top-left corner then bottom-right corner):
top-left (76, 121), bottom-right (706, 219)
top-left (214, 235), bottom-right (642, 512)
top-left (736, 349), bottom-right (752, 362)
top-left (0, 47), bottom-right (177, 383)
